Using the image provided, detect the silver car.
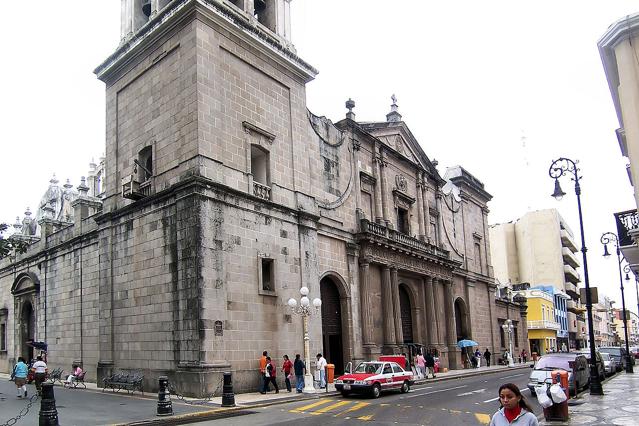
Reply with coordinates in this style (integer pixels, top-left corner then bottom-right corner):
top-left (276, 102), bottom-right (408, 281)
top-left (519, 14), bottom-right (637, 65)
top-left (528, 353), bottom-right (589, 396)
top-left (600, 352), bottom-right (617, 376)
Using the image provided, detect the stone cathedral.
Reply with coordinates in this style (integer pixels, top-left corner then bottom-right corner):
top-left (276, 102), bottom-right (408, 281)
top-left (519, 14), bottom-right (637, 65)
top-left (0, 0), bottom-right (527, 394)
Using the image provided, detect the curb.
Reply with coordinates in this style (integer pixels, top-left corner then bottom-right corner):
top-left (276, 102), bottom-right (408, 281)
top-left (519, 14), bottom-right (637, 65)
top-left (412, 364), bottom-right (531, 386)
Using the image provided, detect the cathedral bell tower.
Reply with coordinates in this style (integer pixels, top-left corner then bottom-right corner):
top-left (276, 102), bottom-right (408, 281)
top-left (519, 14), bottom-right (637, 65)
top-left (93, 0), bottom-right (316, 395)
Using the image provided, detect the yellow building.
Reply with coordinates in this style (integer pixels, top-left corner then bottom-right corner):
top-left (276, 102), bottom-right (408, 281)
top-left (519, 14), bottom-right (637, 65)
top-left (523, 289), bottom-right (559, 355)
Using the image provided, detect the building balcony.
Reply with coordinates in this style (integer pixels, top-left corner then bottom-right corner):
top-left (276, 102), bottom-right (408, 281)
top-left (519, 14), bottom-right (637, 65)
top-left (567, 299), bottom-right (584, 313)
top-left (528, 320), bottom-right (561, 331)
top-left (615, 209), bottom-right (639, 270)
top-left (562, 247), bottom-right (580, 269)
top-left (564, 264), bottom-right (580, 284)
top-left (358, 219), bottom-right (450, 260)
top-left (560, 229), bottom-right (579, 253)
top-left (564, 281), bottom-right (579, 299)
top-left (253, 181), bottom-right (271, 201)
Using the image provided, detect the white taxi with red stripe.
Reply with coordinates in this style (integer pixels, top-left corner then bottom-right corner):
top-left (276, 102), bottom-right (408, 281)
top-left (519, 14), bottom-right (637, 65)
top-left (334, 361), bottom-right (414, 398)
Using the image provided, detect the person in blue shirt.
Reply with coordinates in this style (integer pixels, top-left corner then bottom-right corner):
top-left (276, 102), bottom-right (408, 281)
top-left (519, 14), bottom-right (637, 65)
top-left (13, 357), bottom-right (29, 398)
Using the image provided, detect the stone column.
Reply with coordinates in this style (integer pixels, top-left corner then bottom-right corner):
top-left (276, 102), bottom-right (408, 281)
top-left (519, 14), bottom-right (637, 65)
top-left (120, 0), bottom-right (133, 41)
top-left (359, 261), bottom-right (374, 348)
top-left (373, 149), bottom-right (385, 224)
top-left (423, 186), bottom-right (431, 243)
top-left (416, 279), bottom-right (426, 344)
top-left (435, 191), bottom-right (443, 247)
top-left (391, 267), bottom-right (403, 347)
top-left (424, 276), bottom-right (437, 347)
top-left (378, 150), bottom-right (392, 228)
top-left (416, 173), bottom-right (426, 240)
top-left (444, 280), bottom-right (458, 368)
top-left (381, 266), bottom-right (396, 351)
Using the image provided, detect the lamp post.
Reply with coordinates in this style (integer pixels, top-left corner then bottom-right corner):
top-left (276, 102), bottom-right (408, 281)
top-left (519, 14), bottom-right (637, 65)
top-left (501, 319), bottom-right (515, 367)
top-left (549, 157), bottom-right (604, 394)
top-left (287, 287), bottom-right (322, 393)
top-left (601, 232), bottom-right (634, 373)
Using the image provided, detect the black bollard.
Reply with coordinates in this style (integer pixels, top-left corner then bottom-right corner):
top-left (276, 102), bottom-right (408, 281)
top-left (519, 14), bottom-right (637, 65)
top-left (221, 372), bottom-right (235, 407)
top-left (157, 376), bottom-right (173, 417)
top-left (39, 383), bottom-right (59, 426)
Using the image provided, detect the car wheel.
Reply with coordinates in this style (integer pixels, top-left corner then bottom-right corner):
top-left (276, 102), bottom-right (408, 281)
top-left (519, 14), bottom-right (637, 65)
top-left (371, 384), bottom-right (381, 399)
top-left (400, 381), bottom-right (410, 393)
top-left (341, 391), bottom-right (351, 397)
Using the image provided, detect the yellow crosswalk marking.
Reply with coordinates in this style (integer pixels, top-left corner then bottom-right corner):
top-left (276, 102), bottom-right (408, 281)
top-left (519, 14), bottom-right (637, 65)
top-left (311, 400), bottom-right (351, 415)
top-left (357, 415), bottom-right (374, 421)
top-left (335, 401), bottom-right (370, 416)
top-left (475, 413), bottom-right (491, 425)
top-left (290, 399), bottom-right (334, 413)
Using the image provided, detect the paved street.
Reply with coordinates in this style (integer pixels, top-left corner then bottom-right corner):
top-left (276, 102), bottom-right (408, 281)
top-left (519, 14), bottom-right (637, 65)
top-left (0, 378), bottom-right (209, 425)
top-left (194, 369), bottom-right (543, 426)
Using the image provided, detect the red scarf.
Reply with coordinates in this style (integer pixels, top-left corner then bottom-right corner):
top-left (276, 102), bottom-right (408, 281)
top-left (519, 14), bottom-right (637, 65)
top-left (504, 406), bottom-right (522, 423)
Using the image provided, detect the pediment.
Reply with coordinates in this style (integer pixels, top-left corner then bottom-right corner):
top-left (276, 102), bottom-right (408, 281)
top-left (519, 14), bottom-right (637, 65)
top-left (11, 272), bottom-right (40, 296)
top-left (378, 133), bottom-right (417, 163)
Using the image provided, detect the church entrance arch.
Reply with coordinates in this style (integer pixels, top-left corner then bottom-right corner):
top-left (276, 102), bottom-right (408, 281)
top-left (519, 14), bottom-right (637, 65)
top-left (320, 275), bottom-right (345, 375)
top-left (399, 285), bottom-right (414, 344)
top-left (20, 301), bottom-right (35, 361)
top-left (454, 297), bottom-right (470, 341)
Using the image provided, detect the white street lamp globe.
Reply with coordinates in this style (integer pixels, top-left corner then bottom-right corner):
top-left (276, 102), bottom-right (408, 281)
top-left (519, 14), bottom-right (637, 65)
top-left (288, 298), bottom-right (297, 308)
top-left (300, 286), bottom-right (310, 296)
top-left (312, 298), bottom-right (322, 308)
top-left (300, 296), bottom-right (310, 307)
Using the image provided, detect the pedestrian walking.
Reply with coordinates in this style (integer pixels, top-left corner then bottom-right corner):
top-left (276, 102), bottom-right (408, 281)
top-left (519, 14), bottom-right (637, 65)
top-left (415, 352), bottom-right (426, 379)
top-left (282, 354), bottom-right (293, 392)
top-left (294, 354), bottom-right (305, 393)
top-left (521, 349), bottom-right (528, 363)
top-left (401, 352), bottom-right (410, 372)
top-left (425, 351), bottom-right (436, 378)
top-left (316, 353), bottom-right (327, 388)
top-left (475, 348), bottom-right (482, 368)
top-left (484, 348), bottom-right (492, 367)
top-left (489, 382), bottom-right (538, 426)
top-left (263, 356), bottom-right (279, 393)
top-left (259, 350), bottom-right (268, 394)
top-left (13, 357), bottom-right (29, 398)
top-left (31, 355), bottom-right (48, 395)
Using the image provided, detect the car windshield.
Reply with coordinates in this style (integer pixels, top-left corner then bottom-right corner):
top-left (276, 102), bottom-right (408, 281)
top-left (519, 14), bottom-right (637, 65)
top-left (354, 363), bottom-right (383, 374)
top-left (600, 353), bottom-right (611, 361)
top-left (534, 356), bottom-right (573, 371)
top-left (599, 348), bottom-right (621, 356)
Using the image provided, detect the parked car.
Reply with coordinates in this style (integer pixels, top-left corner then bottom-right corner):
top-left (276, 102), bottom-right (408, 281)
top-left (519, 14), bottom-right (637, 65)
top-left (528, 353), bottom-right (589, 396)
top-left (576, 349), bottom-right (606, 381)
top-left (335, 361), bottom-right (414, 398)
top-left (598, 347), bottom-right (633, 371)
top-left (600, 352), bottom-right (617, 376)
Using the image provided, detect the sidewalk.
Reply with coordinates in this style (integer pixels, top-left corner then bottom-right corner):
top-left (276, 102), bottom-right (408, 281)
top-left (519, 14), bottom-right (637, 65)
top-left (539, 371), bottom-right (639, 425)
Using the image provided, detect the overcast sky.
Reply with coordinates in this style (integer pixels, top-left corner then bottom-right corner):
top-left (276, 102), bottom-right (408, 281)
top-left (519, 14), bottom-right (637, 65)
top-left (2, 1), bottom-right (639, 315)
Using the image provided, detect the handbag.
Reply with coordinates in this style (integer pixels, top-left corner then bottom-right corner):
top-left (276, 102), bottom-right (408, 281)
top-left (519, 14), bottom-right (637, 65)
top-left (10, 365), bottom-right (16, 382)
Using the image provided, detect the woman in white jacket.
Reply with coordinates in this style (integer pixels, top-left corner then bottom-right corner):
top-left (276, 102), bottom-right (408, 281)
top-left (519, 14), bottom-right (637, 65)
top-left (489, 383), bottom-right (538, 426)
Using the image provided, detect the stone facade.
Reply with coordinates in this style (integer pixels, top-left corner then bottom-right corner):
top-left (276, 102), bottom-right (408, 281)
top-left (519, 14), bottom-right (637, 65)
top-left (0, 0), bottom-right (526, 395)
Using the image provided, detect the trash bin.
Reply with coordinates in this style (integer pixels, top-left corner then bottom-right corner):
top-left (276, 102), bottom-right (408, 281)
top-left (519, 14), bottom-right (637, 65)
top-left (542, 370), bottom-right (569, 422)
top-left (326, 364), bottom-right (335, 384)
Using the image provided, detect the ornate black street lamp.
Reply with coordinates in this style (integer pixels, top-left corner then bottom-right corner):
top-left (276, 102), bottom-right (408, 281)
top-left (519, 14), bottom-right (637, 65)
top-left (549, 157), bottom-right (604, 394)
top-left (601, 232), bottom-right (634, 373)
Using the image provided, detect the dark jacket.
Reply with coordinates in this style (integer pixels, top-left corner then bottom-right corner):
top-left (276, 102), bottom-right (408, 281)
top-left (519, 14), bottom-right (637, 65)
top-left (294, 358), bottom-right (305, 376)
top-left (425, 353), bottom-right (435, 367)
top-left (484, 350), bottom-right (491, 360)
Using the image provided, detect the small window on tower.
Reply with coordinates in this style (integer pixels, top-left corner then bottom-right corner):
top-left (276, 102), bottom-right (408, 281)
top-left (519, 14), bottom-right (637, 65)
top-left (258, 256), bottom-right (276, 296)
top-left (137, 146), bottom-right (153, 183)
top-left (251, 145), bottom-right (270, 186)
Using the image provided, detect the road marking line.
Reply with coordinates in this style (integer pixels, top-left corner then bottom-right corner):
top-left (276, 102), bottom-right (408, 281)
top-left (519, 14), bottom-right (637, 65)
top-left (483, 396), bottom-right (499, 403)
top-left (475, 413), bottom-right (491, 424)
top-left (335, 401), bottom-right (370, 416)
top-left (501, 373), bottom-right (525, 379)
top-left (357, 414), bottom-right (374, 421)
top-left (311, 400), bottom-right (350, 415)
top-left (290, 399), bottom-right (334, 413)
top-left (404, 384), bottom-right (468, 399)
top-left (457, 388), bottom-right (486, 397)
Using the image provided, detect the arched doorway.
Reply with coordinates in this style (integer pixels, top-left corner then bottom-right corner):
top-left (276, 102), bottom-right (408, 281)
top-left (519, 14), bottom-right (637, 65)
top-left (21, 301), bottom-right (35, 361)
top-left (454, 298), bottom-right (470, 341)
top-left (399, 285), bottom-right (414, 344)
top-left (320, 276), bottom-right (344, 374)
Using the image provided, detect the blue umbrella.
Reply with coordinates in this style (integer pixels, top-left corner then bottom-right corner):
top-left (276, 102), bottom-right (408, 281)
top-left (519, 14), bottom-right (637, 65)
top-left (457, 339), bottom-right (479, 348)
